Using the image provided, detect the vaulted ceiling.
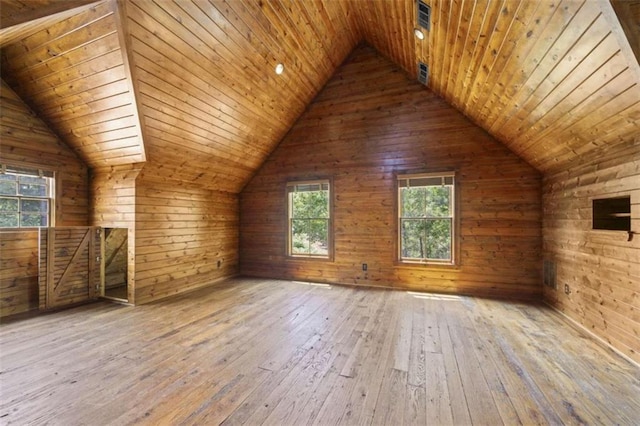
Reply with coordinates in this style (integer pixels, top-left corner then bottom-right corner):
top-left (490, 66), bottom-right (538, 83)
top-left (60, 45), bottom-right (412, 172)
top-left (1, 0), bottom-right (639, 193)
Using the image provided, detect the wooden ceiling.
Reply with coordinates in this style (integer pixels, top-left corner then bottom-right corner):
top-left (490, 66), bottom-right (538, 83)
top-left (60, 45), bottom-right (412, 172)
top-left (1, 0), bottom-right (639, 192)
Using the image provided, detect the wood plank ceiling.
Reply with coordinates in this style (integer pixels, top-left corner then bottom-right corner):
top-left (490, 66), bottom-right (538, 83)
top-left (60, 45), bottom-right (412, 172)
top-left (1, 0), bottom-right (639, 192)
top-left (1, 0), bottom-right (146, 167)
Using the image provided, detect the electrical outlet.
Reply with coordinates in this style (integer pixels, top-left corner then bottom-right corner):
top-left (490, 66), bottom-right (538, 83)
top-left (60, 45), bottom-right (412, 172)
top-left (362, 263), bottom-right (367, 271)
top-left (564, 284), bottom-right (570, 295)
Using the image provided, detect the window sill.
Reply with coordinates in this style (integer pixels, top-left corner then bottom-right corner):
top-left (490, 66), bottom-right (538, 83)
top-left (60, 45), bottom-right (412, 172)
top-left (287, 255), bottom-right (333, 262)
top-left (394, 261), bottom-right (459, 270)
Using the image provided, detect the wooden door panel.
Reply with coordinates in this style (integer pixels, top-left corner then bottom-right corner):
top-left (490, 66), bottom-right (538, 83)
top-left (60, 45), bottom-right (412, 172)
top-left (39, 227), bottom-right (101, 310)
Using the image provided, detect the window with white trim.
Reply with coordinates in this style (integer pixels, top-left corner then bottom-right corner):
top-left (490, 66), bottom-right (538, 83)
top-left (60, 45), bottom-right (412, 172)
top-left (0, 167), bottom-right (53, 228)
top-left (287, 180), bottom-right (331, 258)
top-left (398, 172), bottom-right (455, 264)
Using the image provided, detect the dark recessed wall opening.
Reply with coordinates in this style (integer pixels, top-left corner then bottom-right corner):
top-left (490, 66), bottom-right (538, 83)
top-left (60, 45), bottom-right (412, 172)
top-left (592, 196), bottom-right (631, 231)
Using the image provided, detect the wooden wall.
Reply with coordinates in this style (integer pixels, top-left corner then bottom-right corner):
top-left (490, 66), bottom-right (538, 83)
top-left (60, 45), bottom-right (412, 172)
top-left (1, 79), bottom-right (88, 318)
top-left (543, 139), bottom-right (640, 364)
top-left (241, 46), bottom-right (542, 300)
top-left (0, 231), bottom-right (39, 318)
top-left (1, 79), bottom-right (89, 226)
top-left (133, 170), bottom-right (239, 304)
top-left (90, 163), bottom-right (141, 302)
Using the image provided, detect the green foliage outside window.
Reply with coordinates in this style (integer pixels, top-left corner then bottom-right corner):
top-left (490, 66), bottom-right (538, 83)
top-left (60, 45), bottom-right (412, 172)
top-left (399, 177), bottom-right (454, 262)
top-left (289, 182), bottom-right (330, 256)
top-left (0, 172), bottom-right (50, 228)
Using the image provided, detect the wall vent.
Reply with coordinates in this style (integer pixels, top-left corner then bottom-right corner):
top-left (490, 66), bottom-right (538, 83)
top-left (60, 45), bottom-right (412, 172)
top-left (417, 0), bottom-right (431, 31)
top-left (418, 62), bottom-right (429, 85)
top-left (543, 259), bottom-right (556, 289)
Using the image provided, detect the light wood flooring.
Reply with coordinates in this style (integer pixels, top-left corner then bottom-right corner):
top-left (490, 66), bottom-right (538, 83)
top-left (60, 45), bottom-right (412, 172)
top-left (1, 278), bottom-right (639, 425)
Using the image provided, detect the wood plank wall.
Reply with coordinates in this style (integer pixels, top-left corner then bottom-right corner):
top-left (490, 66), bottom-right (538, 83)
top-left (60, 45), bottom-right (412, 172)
top-left (543, 139), bottom-right (640, 364)
top-left (1, 79), bottom-right (89, 225)
top-left (1, 79), bottom-right (88, 318)
top-left (133, 170), bottom-right (239, 304)
top-left (0, 231), bottom-right (38, 317)
top-left (90, 163), bottom-right (141, 302)
top-left (241, 46), bottom-right (542, 300)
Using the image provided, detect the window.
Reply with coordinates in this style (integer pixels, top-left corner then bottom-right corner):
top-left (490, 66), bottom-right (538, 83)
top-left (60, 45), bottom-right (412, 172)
top-left (398, 172), bottom-right (455, 264)
top-left (287, 180), bottom-right (331, 258)
top-left (0, 168), bottom-right (53, 228)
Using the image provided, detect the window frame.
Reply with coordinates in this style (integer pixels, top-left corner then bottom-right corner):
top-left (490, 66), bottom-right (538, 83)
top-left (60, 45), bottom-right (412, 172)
top-left (396, 171), bottom-right (457, 266)
top-left (0, 167), bottom-right (55, 229)
top-left (286, 178), bottom-right (333, 260)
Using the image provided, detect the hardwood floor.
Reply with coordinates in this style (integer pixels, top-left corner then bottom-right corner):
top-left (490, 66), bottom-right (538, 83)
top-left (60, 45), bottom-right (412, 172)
top-left (1, 278), bottom-right (638, 425)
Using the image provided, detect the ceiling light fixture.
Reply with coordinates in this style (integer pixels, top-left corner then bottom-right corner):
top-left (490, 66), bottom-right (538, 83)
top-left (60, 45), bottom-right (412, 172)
top-left (414, 28), bottom-right (425, 40)
top-left (275, 63), bottom-right (284, 75)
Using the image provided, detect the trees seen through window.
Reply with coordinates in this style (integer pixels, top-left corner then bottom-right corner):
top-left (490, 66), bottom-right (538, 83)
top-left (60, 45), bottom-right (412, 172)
top-left (399, 173), bottom-right (455, 263)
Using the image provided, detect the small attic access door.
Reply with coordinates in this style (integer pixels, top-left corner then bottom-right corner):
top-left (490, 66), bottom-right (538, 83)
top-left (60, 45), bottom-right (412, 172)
top-left (102, 228), bottom-right (128, 301)
top-left (39, 227), bottom-right (101, 310)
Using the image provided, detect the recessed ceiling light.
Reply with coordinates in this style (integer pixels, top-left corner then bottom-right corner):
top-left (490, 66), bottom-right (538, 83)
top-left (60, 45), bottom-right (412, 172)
top-left (414, 28), bottom-right (425, 40)
top-left (275, 63), bottom-right (284, 75)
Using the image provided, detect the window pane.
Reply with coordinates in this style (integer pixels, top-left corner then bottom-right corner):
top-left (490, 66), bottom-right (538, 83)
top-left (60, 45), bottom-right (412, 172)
top-left (288, 180), bottom-right (330, 257)
top-left (18, 175), bottom-right (47, 185)
top-left (401, 187), bottom-right (427, 218)
top-left (296, 183), bottom-right (321, 192)
top-left (0, 180), bottom-right (17, 195)
top-left (291, 219), bottom-right (310, 254)
top-left (0, 198), bottom-right (19, 212)
top-left (308, 219), bottom-right (328, 255)
top-left (21, 199), bottom-right (48, 212)
top-left (19, 183), bottom-right (47, 197)
top-left (292, 190), bottom-right (328, 219)
top-left (425, 185), bottom-right (451, 217)
top-left (425, 219), bottom-right (451, 260)
top-left (0, 212), bottom-right (19, 227)
top-left (21, 213), bottom-right (47, 227)
top-left (401, 219), bottom-right (426, 258)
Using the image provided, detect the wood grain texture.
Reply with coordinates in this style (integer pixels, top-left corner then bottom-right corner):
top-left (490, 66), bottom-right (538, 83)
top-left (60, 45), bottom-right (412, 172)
top-left (121, 0), bottom-right (359, 192)
top-left (0, 231), bottom-right (38, 317)
top-left (1, 79), bottom-right (89, 226)
top-left (0, 1), bottom-right (101, 47)
top-left (2, 0), bottom-right (638, 185)
top-left (38, 227), bottom-right (101, 310)
top-left (543, 139), bottom-right (640, 364)
top-left (90, 163), bottom-right (141, 302)
top-left (1, 79), bottom-right (89, 318)
top-left (1, 0), bottom-right (145, 167)
top-left (241, 46), bottom-right (542, 300)
top-left (407, 0), bottom-right (640, 175)
top-left (133, 170), bottom-right (239, 304)
top-left (1, 278), bottom-right (638, 424)
top-left (0, 0), bottom-right (98, 29)
top-left (611, 0), bottom-right (640, 65)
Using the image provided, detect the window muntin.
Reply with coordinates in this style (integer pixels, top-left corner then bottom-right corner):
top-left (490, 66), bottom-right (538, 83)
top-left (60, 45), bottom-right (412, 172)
top-left (287, 180), bottom-right (331, 258)
top-left (0, 170), bottom-right (52, 228)
top-left (398, 173), bottom-right (455, 264)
